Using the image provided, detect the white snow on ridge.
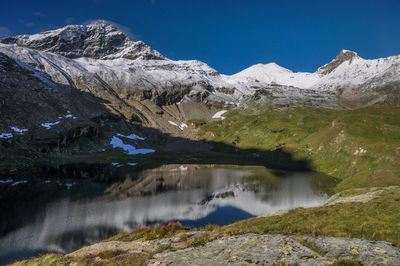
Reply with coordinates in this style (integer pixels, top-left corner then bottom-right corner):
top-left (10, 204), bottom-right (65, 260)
top-left (231, 63), bottom-right (322, 89)
top-left (212, 110), bottom-right (228, 120)
top-left (312, 55), bottom-right (400, 90)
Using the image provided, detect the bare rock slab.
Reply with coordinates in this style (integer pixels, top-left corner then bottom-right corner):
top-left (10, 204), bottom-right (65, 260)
top-left (146, 233), bottom-right (400, 265)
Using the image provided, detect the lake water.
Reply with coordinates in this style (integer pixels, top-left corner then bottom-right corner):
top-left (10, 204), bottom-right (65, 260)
top-left (0, 164), bottom-right (336, 264)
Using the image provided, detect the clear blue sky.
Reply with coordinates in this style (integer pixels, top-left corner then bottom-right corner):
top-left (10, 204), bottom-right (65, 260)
top-left (1, 0), bottom-right (399, 74)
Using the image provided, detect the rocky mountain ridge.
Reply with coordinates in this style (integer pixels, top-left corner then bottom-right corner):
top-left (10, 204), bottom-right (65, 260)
top-left (1, 20), bottom-right (398, 114)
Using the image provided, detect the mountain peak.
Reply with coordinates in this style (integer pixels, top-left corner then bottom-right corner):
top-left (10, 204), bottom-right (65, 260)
top-left (337, 49), bottom-right (359, 60)
top-left (87, 19), bottom-right (112, 27)
top-left (317, 49), bottom-right (361, 75)
top-left (0, 21), bottom-right (165, 61)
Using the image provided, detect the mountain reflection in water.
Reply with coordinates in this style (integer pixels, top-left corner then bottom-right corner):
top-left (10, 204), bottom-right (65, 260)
top-left (0, 164), bottom-right (336, 264)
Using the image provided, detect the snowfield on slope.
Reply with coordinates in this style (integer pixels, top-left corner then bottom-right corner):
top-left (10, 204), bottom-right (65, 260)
top-left (212, 110), bottom-right (228, 119)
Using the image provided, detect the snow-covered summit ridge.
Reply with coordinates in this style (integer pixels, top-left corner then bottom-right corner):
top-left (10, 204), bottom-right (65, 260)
top-left (231, 62), bottom-right (322, 89)
top-left (0, 20), bottom-right (165, 61)
top-left (1, 21), bottom-right (398, 92)
top-left (233, 49), bottom-right (400, 91)
top-left (314, 50), bottom-right (400, 90)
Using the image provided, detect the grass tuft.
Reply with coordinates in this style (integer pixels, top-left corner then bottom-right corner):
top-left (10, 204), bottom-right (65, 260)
top-left (105, 222), bottom-right (184, 242)
top-left (330, 259), bottom-right (361, 266)
top-left (294, 238), bottom-right (325, 256)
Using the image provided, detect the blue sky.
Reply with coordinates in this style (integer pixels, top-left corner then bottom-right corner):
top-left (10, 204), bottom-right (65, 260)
top-left (1, 0), bottom-right (399, 74)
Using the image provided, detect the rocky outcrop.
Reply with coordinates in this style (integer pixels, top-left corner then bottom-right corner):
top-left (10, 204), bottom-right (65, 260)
top-left (147, 234), bottom-right (400, 265)
top-left (323, 186), bottom-right (398, 206)
top-left (65, 232), bottom-right (400, 265)
top-left (317, 50), bottom-right (360, 75)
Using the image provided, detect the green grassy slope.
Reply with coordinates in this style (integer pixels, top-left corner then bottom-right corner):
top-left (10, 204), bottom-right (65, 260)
top-left (198, 106), bottom-right (400, 191)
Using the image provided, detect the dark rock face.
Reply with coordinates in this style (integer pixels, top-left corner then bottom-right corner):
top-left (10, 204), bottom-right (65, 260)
top-left (317, 50), bottom-right (360, 75)
top-left (215, 87), bottom-right (235, 95)
top-left (0, 20), bottom-right (164, 60)
top-left (0, 52), bottom-right (123, 154)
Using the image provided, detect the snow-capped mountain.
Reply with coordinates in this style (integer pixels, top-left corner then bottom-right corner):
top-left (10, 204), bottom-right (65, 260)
top-left (0, 20), bottom-right (399, 124)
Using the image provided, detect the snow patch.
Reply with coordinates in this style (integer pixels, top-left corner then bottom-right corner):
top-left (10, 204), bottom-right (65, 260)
top-left (168, 121), bottom-right (188, 130)
top-left (117, 133), bottom-right (145, 140)
top-left (0, 133), bottom-right (13, 139)
top-left (354, 147), bottom-right (367, 155)
top-left (65, 183), bottom-right (75, 189)
top-left (212, 110), bottom-right (228, 119)
top-left (110, 136), bottom-right (154, 155)
top-left (10, 126), bottom-right (29, 134)
top-left (170, 165), bottom-right (188, 172)
top-left (179, 165), bottom-right (188, 171)
top-left (58, 110), bottom-right (78, 120)
top-left (180, 123), bottom-right (188, 130)
top-left (11, 180), bottom-right (28, 186)
top-left (41, 121), bottom-right (61, 129)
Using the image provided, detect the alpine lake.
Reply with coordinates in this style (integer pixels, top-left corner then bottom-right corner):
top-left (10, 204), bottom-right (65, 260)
top-left (0, 163), bottom-right (337, 264)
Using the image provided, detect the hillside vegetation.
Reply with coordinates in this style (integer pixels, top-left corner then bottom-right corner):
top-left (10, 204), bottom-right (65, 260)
top-left (198, 105), bottom-right (400, 191)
